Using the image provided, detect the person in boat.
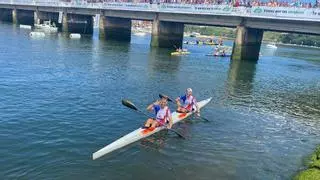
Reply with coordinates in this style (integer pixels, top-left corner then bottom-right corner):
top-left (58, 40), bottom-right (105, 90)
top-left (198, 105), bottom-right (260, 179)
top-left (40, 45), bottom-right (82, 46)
top-left (144, 97), bottom-right (173, 129)
top-left (176, 47), bottom-right (182, 52)
top-left (221, 50), bottom-right (226, 57)
top-left (175, 88), bottom-right (200, 116)
top-left (213, 47), bottom-right (219, 56)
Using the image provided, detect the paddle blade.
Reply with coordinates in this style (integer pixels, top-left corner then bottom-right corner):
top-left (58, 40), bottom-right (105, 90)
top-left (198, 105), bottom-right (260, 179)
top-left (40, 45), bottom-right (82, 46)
top-left (122, 99), bottom-right (138, 110)
top-left (159, 94), bottom-right (173, 102)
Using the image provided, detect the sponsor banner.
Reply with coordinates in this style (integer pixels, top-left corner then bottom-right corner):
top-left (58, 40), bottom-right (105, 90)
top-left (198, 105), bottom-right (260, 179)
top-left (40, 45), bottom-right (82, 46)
top-left (2, 1), bottom-right (320, 20)
top-left (251, 6), bottom-right (320, 19)
top-left (159, 4), bottom-right (235, 15)
top-left (101, 3), bottom-right (151, 11)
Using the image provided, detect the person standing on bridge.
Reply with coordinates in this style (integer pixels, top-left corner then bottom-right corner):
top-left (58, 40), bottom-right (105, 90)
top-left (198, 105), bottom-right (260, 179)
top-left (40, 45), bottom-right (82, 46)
top-left (175, 88), bottom-right (200, 116)
top-left (144, 97), bottom-right (173, 129)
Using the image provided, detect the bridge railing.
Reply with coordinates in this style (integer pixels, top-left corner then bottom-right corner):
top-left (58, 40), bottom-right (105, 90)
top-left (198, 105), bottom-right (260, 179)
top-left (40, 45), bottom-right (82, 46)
top-left (1, 1), bottom-right (320, 21)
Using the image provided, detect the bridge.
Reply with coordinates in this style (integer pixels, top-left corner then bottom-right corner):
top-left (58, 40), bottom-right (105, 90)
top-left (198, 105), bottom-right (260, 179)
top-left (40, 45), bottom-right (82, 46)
top-left (0, 1), bottom-right (319, 60)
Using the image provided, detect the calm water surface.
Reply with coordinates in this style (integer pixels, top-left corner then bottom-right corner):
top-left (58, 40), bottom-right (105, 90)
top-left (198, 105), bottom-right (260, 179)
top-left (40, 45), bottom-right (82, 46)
top-left (0, 22), bottom-right (319, 180)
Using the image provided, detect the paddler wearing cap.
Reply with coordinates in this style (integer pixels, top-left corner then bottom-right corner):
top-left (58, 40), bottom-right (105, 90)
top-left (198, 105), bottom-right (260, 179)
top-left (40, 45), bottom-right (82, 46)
top-left (175, 88), bottom-right (200, 116)
top-left (144, 97), bottom-right (173, 129)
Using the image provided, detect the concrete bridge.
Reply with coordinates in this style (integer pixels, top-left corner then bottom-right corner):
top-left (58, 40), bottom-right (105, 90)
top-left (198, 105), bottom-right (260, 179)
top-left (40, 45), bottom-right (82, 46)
top-left (0, 1), bottom-right (319, 61)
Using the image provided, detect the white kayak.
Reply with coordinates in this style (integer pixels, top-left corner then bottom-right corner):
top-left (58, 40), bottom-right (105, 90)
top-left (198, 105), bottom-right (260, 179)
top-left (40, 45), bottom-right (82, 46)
top-left (92, 97), bottom-right (212, 160)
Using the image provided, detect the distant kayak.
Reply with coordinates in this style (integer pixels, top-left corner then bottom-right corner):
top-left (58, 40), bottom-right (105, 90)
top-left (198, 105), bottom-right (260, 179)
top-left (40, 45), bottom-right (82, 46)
top-left (171, 51), bottom-right (190, 56)
top-left (204, 42), bottom-right (218, 45)
top-left (266, 43), bottom-right (277, 49)
top-left (206, 53), bottom-right (231, 57)
top-left (134, 32), bottom-right (147, 36)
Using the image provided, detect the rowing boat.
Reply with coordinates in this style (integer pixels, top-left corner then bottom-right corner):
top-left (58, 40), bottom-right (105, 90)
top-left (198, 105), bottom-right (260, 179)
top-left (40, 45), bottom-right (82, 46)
top-left (92, 97), bottom-right (212, 160)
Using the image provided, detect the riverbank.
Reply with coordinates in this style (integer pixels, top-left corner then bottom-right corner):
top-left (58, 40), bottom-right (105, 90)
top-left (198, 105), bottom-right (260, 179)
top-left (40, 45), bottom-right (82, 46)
top-left (276, 42), bottom-right (320, 49)
top-left (294, 145), bottom-right (320, 180)
top-left (184, 25), bottom-right (320, 48)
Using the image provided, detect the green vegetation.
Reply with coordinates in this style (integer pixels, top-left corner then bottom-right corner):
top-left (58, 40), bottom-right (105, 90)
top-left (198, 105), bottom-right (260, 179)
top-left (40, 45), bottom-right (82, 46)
top-left (185, 25), bottom-right (320, 47)
top-left (264, 32), bottom-right (320, 47)
top-left (184, 25), bottom-right (236, 38)
top-left (294, 145), bottom-right (320, 180)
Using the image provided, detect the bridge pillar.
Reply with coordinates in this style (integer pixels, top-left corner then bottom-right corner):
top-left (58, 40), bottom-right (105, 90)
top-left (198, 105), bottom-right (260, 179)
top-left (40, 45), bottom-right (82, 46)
top-left (99, 14), bottom-right (106, 39)
top-left (151, 16), bottom-right (184, 48)
top-left (34, 9), bottom-right (40, 25)
top-left (100, 16), bottom-right (131, 41)
top-left (231, 26), bottom-right (263, 61)
top-left (62, 12), bottom-right (68, 32)
top-left (12, 8), bottom-right (18, 24)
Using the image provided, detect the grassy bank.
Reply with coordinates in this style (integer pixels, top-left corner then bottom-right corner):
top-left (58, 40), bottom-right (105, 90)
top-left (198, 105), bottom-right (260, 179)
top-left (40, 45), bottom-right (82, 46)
top-left (294, 145), bottom-right (320, 180)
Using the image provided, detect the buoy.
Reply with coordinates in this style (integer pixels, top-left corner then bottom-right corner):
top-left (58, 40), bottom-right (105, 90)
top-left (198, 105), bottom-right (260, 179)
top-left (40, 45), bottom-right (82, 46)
top-left (19, 24), bottom-right (32, 29)
top-left (69, 33), bottom-right (81, 39)
top-left (29, 32), bottom-right (45, 37)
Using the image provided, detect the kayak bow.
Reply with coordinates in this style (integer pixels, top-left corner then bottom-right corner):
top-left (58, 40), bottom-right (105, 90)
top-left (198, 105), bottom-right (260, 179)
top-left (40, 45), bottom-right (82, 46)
top-left (92, 97), bottom-right (212, 160)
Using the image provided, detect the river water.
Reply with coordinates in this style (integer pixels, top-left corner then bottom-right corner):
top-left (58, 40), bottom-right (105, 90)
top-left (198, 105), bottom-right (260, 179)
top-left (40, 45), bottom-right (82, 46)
top-left (0, 22), bottom-right (319, 180)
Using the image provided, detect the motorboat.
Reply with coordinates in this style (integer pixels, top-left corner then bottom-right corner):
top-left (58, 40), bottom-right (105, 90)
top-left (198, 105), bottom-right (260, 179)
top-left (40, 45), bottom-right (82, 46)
top-left (34, 20), bottom-right (58, 33)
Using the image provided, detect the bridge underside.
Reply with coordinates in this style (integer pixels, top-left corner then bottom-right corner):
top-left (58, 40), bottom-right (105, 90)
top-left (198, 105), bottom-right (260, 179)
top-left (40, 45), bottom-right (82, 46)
top-left (65, 14), bottom-right (93, 34)
top-left (0, 4), bottom-right (319, 61)
top-left (0, 8), bottom-right (12, 22)
top-left (151, 15), bottom-right (184, 48)
top-left (13, 9), bottom-right (34, 25)
top-left (99, 16), bottom-right (132, 41)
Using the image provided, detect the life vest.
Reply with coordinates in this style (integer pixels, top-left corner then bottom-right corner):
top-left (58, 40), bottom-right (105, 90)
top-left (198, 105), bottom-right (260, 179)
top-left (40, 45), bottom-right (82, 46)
top-left (180, 95), bottom-right (195, 111)
top-left (154, 105), bottom-right (170, 125)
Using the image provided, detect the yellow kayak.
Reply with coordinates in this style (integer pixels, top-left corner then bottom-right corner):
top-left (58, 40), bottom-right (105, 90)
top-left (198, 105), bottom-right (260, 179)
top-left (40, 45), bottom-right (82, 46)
top-left (171, 51), bottom-right (191, 56)
top-left (204, 42), bottom-right (217, 45)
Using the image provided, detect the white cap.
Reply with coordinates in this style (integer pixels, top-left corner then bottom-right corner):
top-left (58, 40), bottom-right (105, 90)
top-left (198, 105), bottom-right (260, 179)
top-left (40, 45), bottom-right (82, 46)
top-left (186, 88), bottom-right (192, 93)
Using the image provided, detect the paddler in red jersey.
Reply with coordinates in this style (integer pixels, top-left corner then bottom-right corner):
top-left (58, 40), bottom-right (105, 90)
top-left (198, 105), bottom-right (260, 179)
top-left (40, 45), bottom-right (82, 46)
top-left (144, 97), bottom-right (173, 129)
top-left (175, 88), bottom-right (200, 116)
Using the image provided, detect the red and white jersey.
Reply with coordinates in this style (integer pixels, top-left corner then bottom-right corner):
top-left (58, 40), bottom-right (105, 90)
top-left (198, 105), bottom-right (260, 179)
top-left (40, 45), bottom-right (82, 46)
top-left (179, 95), bottom-right (197, 111)
top-left (153, 105), bottom-right (171, 123)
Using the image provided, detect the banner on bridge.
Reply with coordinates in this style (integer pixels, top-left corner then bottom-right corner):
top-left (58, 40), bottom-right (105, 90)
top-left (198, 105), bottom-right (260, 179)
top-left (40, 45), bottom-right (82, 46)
top-left (251, 6), bottom-right (320, 20)
top-left (159, 4), bottom-right (235, 15)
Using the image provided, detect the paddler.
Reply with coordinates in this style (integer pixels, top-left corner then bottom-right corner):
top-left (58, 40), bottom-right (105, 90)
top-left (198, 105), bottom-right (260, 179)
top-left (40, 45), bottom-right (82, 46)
top-left (175, 88), bottom-right (200, 116)
top-left (144, 97), bottom-right (173, 129)
top-left (176, 47), bottom-right (182, 52)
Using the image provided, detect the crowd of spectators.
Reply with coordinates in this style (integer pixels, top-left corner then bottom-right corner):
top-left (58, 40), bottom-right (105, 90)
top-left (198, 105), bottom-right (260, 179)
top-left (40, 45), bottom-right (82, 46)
top-left (62, 0), bottom-right (320, 8)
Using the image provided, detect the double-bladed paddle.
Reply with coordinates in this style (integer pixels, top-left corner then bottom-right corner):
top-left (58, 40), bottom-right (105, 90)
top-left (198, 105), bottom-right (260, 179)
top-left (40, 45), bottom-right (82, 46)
top-left (121, 99), bottom-right (186, 139)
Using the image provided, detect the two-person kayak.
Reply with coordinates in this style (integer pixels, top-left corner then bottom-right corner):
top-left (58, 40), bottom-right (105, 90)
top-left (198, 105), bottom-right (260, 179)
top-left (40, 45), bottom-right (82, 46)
top-left (92, 97), bottom-right (212, 160)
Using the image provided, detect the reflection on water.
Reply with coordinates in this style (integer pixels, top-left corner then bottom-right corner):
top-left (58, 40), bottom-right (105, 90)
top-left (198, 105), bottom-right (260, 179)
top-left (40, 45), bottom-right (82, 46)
top-left (148, 48), bottom-right (181, 74)
top-left (227, 59), bottom-right (257, 97)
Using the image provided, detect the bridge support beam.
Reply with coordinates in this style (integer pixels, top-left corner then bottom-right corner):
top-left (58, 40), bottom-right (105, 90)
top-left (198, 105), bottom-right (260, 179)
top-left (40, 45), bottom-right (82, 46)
top-left (34, 9), bottom-right (39, 25)
top-left (12, 8), bottom-right (18, 24)
top-left (231, 26), bottom-right (263, 61)
top-left (99, 14), bottom-right (106, 39)
top-left (62, 11), bottom-right (68, 32)
top-left (100, 16), bottom-right (131, 41)
top-left (151, 16), bottom-right (184, 48)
